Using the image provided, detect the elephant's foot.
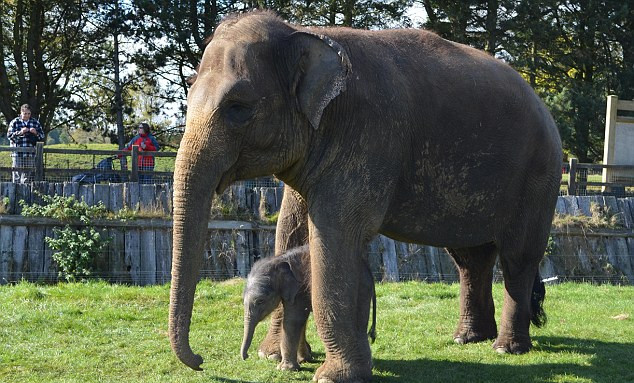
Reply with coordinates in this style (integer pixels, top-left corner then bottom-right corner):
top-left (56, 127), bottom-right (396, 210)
top-left (258, 349), bottom-right (282, 361)
top-left (258, 338), bottom-right (282, 361)
top-left (492, 334), bottom-right (532, 354)
top-left (453, 321), bottom-right (497, 344)
top-left (298, 341), bottom-right (313, 363)
top-left (312, 358), bottom-right (372, 383)
top-left (277, 359), bottom-right (301, 371)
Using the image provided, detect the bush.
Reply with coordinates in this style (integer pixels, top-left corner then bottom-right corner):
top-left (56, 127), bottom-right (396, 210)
top-left (20, 193), bottom-right (110, 282)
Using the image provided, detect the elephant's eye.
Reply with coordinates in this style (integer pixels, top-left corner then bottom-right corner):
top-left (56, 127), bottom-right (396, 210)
top-left (225, 102), bottom-right (254, 125)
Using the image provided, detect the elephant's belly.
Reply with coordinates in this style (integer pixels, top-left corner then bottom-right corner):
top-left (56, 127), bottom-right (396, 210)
top-left (379, 200), bottom-right (497, 249)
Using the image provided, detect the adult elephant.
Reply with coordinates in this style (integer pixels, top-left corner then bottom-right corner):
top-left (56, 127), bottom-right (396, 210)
top-left (169, 10), bottom-right (562, 383)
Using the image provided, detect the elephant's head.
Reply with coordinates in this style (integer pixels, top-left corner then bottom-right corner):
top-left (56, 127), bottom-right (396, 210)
top-left (169, 12), bottom-right (351, 370)
top-left (240, 258), bottom-right (300, 360)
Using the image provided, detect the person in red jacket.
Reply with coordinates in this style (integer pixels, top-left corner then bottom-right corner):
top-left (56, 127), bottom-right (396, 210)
top-left (123, 123), bottom-right (160, 184)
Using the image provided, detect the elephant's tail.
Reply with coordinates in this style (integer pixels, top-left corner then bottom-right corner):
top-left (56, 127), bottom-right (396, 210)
top-left (530, 273), bottom-right (547, 328)
top-left (368, 282), bottom-right (377, 343)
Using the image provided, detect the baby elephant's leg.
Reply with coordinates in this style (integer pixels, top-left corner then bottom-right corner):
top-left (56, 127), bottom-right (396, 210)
top-left (278, 306), bottom-right (311, 371)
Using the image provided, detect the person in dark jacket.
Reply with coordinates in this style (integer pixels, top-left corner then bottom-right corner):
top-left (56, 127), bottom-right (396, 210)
top-left (123, 122), bottom-right (160, 184)
top-left (6, 104), bottom-right (45, 183)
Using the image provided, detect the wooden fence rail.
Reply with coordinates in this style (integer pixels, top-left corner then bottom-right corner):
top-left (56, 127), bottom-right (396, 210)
top-left (565, 158), bottom-right (634, 197)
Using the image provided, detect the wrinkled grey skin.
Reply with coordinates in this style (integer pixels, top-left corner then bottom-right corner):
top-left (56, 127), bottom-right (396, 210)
top-left (240, 245), bottom-right (377, 371)
top-left (169, 11), bottom-right (562, 383)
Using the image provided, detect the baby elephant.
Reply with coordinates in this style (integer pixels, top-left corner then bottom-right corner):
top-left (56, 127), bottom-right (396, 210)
top-left (240, 245), bottom-right (376, 371)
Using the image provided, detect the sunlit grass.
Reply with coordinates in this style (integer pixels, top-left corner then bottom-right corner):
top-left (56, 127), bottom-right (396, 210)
top-left (0, 281), bottom-right (632, 382)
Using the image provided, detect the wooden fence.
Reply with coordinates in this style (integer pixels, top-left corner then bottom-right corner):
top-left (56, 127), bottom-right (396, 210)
top-left (1, 180), bottom-right (633, 285)
top-left (0, 143), bottom-right (176, 183)
top-left (565, 158), bottom-right (634, 197)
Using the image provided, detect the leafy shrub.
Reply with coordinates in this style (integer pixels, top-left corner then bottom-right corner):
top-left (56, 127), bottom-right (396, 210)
top-left (20, 193), bottom-right (108, 223)
top-left (20, 193), bottom-right (110, 282)
top-left (46, 226), bottom-right (108, 282)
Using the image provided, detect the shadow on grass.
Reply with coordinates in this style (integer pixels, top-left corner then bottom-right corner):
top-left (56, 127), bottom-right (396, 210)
top-left (372, 337), bottom-right (634, 383)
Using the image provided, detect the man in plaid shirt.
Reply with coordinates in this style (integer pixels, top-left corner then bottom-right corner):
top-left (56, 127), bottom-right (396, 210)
top-left (7, 104), bottom-right (45, 183)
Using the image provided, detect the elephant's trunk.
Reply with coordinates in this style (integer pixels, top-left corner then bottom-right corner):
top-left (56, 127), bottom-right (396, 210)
top-left (241, 314), bottom-right (257, 360)
top-left (169, 138), bottom-right (218, 371)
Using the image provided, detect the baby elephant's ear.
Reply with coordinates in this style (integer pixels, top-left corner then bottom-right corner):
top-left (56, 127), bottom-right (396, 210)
top-left (288, 31), bottom-right (352, 130)
top-left (278, 261), bottom-right (300, 305)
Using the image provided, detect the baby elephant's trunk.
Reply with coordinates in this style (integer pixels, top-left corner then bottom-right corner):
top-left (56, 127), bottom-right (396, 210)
top-left (241, 315), bottom-right (257, 360)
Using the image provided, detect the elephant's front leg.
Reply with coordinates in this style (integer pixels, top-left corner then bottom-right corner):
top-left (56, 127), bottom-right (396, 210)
top-left (259, 186), bottom-right (309, 361)
top-left (310, 222), bottom-right (372, 383)
top-left (277, 304), bottom-right (311, 371)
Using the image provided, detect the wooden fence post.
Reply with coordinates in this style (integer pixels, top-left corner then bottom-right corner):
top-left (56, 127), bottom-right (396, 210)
top-left (568, 158), bottom-right (577, 196)
top-left (130, 145), bottom-right (139, 182)
top-left (35, 142), bottom-right (44, 181)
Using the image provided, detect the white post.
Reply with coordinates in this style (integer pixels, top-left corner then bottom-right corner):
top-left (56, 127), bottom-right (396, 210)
top-left (602, 95), bottom-right (618, 193)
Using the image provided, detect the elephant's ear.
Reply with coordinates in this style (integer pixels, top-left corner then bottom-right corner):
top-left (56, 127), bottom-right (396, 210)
top-left (277, 261), bottom-right (300, 305)
top-left (289, 31), bottom-right (351, 130)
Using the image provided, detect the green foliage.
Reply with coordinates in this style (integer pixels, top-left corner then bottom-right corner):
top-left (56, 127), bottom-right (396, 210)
top-left (45, 226), bottom-right (109, 282)
top-left (0, 281), bottom-right (633, 382)
top-left (20, 192), bottom-right (110, 282)
top-left (0, 197), bottom-right (9, 214)
top-left (20, 193), bottom-right (108, 224)
top-left (261, 211), bottom-right (279, 225)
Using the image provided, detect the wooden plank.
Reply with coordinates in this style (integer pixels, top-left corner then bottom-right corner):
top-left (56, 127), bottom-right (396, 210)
top-left (43, 226), bottom-right (58, 283)
top-left (154, 183), bottom-right (171, 215)
top-left (126, 182), bottom-right (140, 210)
top-left (562, 195), bottom-right (581, 216)
top-left (139, 184), bottom-right (156, 211)
top-left (27, 227), bottom-right (45, 282)
top-left (619, 199), bottom-right (634, 229)
top-left (109, 183), bottom-right (124, 213)
top-left (79, 184), bottom-right (94, 206)
top-left (201, 234), bottom-right (216, 280)
top-left (92, 227), bottom-right (110, 279)
top-left (55, 182), bottom-right (63, 196)
top-left (617, 99), bottom-right (634, 112)
top-left (235, 230), bottom-right (249, 277)
top-left (30, 182), bottom-right (48, 205)
top-left (379, 235), bottom-right (399, 282)
top-left (93, 184), bottom-right (110, 210)
top-left (555, 197), bottom-right (567, 215)
top-left (62, 182), bottom-right (79, 198)
top-left (155, 228), bottom-right (172, 284)
top-left (0, 182), bottom-right (16, 214)
top-left (12, 226), bottom-right (28, 282)
top-left (0, 226), bottom-right (13, 284)
top-left (624, 238), bottom-right (634, 281)
top-left (125, 229), bottom-right (141, 285)
top-left (603, 196), bottom-right (619, 218)
top-left (426, 246), bottom-right (442, 281)
top-left (140, 229), bottom-right (157, 285)
top-left (15, 183), bottom-right (31, 215)
top-left (576, 196), bottom-right (592, 217)
top-left (108, 228), bottom-right (127, 283)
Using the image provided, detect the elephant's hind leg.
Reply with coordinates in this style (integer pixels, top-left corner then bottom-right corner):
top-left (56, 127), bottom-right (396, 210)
top-left (494, 204), bottom-right (552, 354)
top-left (447, 243), bottom-right (498, 344)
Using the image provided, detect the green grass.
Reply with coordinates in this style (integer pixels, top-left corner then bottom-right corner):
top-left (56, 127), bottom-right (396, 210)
top-left (1, 281), bottom-right (632, 383)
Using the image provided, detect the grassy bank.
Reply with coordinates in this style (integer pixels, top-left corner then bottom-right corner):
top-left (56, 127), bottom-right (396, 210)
top-left (0, 281), bottom-right (632, 383)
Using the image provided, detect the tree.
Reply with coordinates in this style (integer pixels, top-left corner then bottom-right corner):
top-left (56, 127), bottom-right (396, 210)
top-left (0, 0), bottom-right (99, 132)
